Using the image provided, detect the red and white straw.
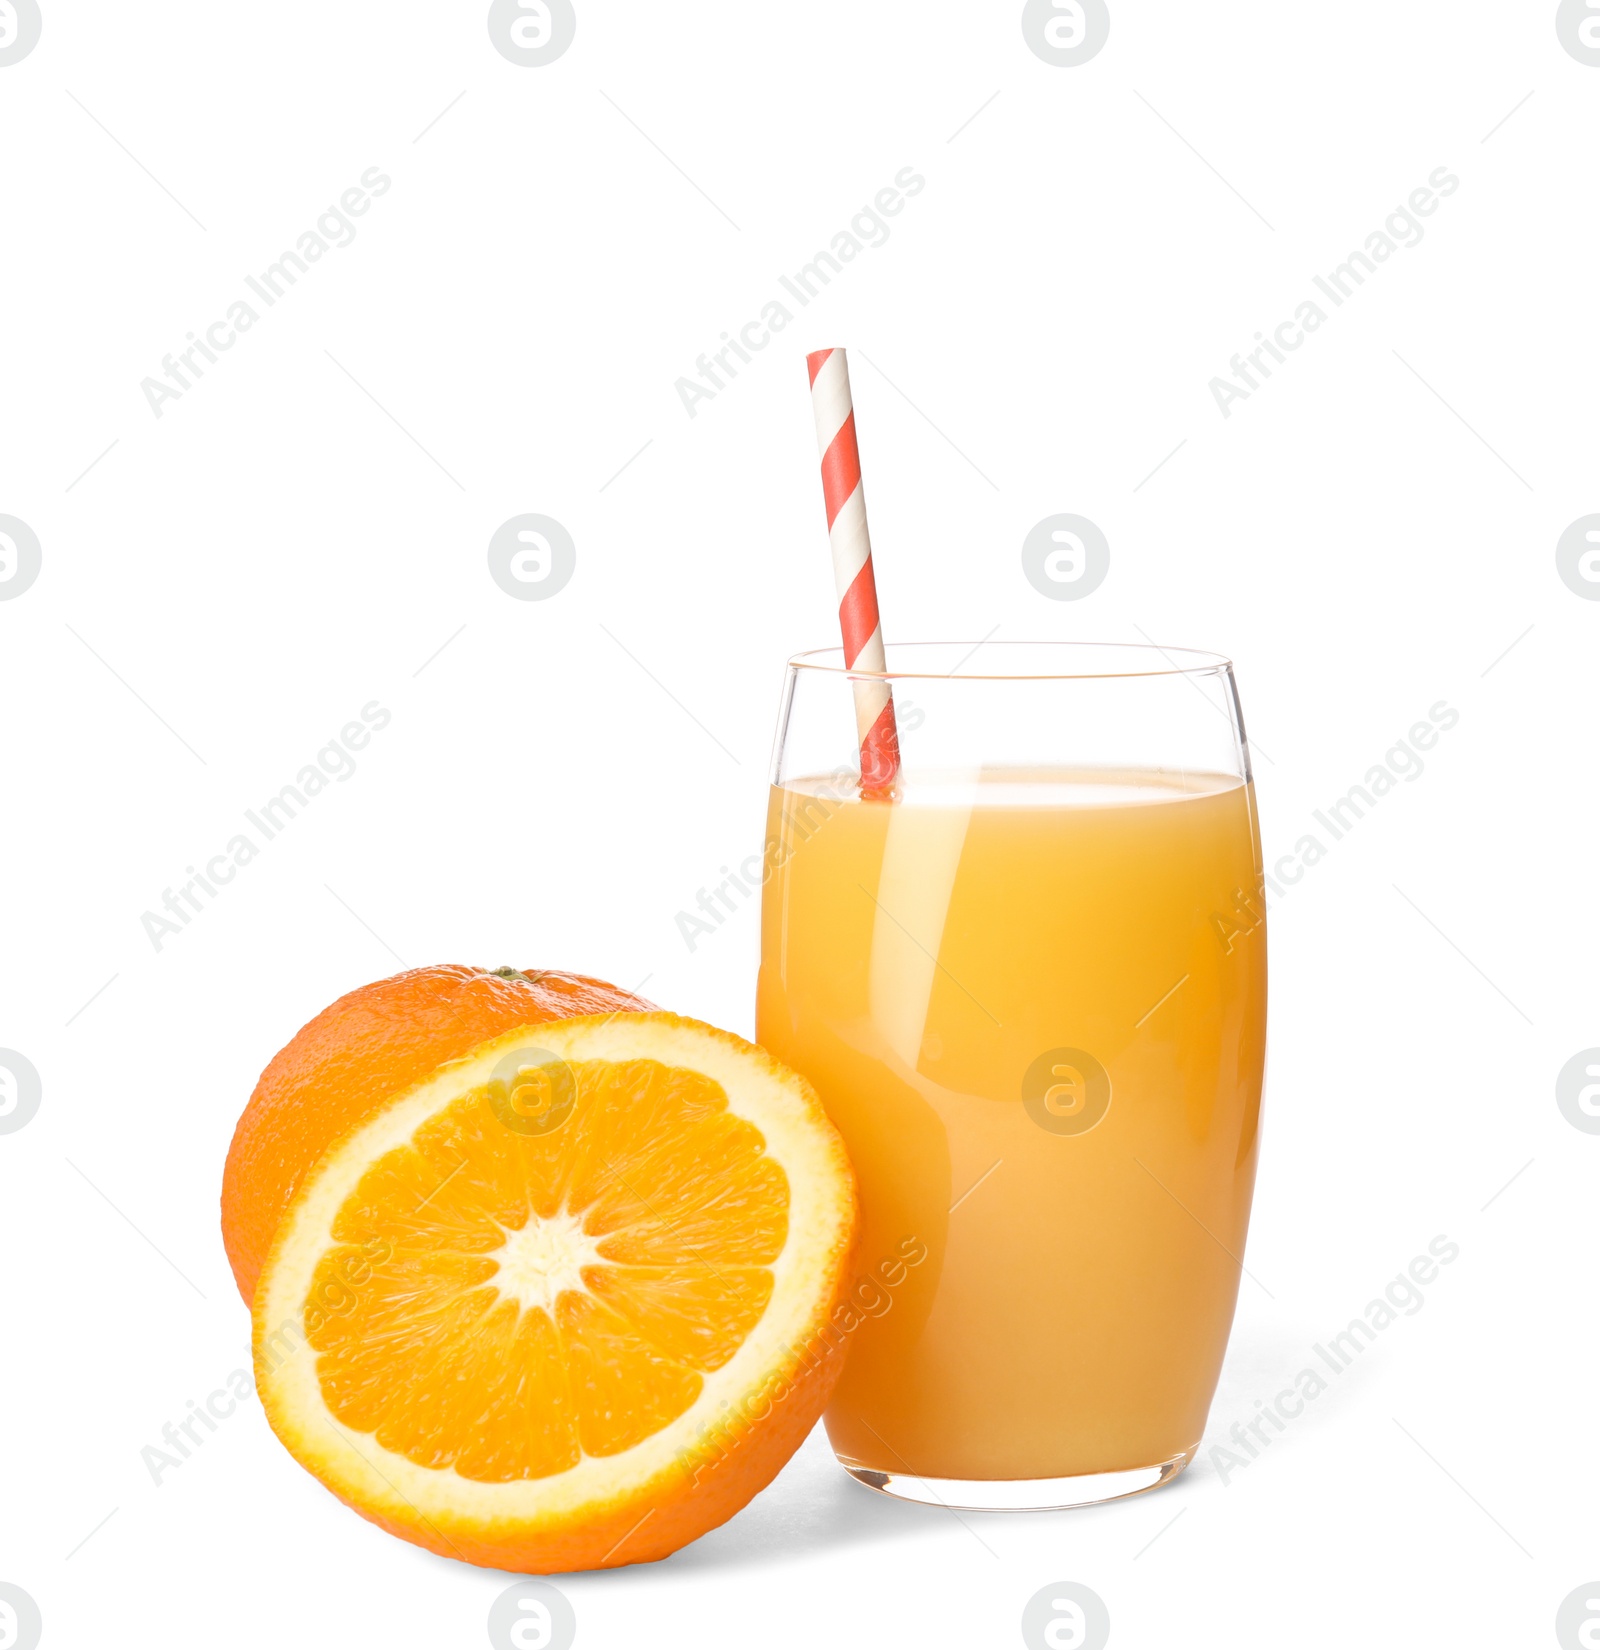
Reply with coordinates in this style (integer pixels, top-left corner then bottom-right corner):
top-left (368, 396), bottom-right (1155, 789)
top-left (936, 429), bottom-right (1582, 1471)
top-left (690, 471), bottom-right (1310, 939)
top-left (806, 347), bottom-right (901, 794)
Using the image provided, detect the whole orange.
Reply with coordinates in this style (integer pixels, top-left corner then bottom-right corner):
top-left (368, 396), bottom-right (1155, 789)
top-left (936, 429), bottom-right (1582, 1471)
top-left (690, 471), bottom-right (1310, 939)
top-left (221, 964), bottom-right (653, 1303)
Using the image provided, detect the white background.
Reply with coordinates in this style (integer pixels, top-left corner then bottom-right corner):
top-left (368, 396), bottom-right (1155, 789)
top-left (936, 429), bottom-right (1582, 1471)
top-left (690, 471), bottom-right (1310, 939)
top-left (1, 2), bottom-right (1597, 1646)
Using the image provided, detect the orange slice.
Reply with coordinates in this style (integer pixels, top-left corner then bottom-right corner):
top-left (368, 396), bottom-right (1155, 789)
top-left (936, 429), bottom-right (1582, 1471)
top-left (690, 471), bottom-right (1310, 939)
top-left (253, 1013), bottom-right (857, 1572)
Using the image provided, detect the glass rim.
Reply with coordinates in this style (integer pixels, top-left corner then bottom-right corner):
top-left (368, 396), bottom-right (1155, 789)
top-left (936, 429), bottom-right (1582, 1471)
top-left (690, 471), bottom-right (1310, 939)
top-left (786, 640), bottom-right (1235, 682)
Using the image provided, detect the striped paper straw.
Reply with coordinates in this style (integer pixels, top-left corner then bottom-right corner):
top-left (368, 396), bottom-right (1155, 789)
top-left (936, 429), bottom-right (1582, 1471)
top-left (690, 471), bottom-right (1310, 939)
top-left (806, 347), bottom-right (901, 795)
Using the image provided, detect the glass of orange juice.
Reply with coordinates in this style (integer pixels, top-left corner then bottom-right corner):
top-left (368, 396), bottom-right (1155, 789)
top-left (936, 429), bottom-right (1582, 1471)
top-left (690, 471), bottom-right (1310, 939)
top-left (756, 641), bottom-right (1267, 1510)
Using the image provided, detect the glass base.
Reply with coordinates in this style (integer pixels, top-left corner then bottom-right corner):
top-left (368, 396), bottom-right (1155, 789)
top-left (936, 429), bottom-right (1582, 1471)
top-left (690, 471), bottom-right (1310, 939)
top-left (838, 1446), bottom-right (1196, 1512)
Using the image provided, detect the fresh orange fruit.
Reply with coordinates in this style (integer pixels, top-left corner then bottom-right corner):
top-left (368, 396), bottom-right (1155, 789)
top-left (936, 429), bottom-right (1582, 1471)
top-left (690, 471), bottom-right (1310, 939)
top-left (252, 1012), bottom-right (858, 1572)
top-left (222, 965), bottom-right (653, 1304)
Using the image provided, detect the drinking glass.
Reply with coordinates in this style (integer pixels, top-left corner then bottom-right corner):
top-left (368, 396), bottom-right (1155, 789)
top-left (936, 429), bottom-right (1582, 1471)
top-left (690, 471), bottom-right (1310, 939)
top-left (755, 642), bottom-right (1266, 1510)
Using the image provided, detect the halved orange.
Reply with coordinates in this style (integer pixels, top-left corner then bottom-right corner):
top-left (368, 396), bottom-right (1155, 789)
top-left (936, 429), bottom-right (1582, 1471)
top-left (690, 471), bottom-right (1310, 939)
top-left (253, 1012), bottom-right (857, 1572)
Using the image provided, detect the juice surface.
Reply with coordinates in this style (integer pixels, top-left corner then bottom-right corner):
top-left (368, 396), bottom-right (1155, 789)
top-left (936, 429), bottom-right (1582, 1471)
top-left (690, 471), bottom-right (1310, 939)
top-left (756, 767), bottom-right (1267, 1481)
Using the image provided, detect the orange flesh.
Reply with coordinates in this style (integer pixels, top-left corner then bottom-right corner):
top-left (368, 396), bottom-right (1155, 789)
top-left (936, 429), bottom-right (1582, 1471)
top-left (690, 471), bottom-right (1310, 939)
top-left (303, 1059), bottom-right (788, 1482)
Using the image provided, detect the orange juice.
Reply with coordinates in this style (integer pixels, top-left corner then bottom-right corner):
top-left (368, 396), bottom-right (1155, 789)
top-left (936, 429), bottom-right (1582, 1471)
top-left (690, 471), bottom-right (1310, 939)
top-left (756, 767), bottom-right (1266, 1485)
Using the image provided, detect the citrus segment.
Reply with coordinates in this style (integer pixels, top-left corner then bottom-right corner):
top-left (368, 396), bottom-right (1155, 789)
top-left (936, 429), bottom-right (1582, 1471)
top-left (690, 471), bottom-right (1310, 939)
top-left (254, 1013), bottom-right (857, 1572)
